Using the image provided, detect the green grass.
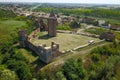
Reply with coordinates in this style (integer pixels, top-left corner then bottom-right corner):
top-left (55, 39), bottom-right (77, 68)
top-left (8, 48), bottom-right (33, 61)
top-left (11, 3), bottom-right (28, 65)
top-left (19, 48), bottom-right (38, 63)
top-left (18, 47), bottom-right (46, 73)
top-left (0, 20), bottom-right (27, 30)
top-left (85, 27), bottom-right (107, 35)
top-left (57, 24), bottom-right (71, 30)
top-left (0, 20), bottom-right (27, 37)
top-left (115, 64), bottom-right (120, 80)
top-left (0, 20), bottom-right (27, 47)
top-left (32, 32), bottom-right (100, 51)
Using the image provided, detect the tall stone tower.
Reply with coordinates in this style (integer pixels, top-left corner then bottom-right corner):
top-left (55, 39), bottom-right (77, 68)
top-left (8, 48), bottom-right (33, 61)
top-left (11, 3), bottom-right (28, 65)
top-left (18, 29), bottom-right (28, 47)
top-left (47, 11), bottom-right (57, 37)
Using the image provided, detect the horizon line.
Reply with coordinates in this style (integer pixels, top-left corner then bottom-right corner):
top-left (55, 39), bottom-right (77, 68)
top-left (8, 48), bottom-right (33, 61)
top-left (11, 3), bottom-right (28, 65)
top-left (0, 2), bottom-right (120, 5)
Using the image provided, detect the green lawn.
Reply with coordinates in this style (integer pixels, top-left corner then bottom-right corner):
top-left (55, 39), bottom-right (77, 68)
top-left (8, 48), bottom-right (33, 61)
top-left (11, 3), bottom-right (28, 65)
top-left (0, 20), bottom-right (27, 37)
top-left (31, 32), bottom-right (100, 51)
top-left (19, 48), bottom-right (38, 63)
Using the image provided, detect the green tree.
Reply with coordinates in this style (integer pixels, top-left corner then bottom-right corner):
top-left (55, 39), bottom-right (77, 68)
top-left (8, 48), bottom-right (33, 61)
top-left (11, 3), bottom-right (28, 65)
top-left (70, 21), bottom-right (81, 28)
top-left (6, 60), bottom-right (32, 80)
top-left (91, 53), bottom-right (100, 62)
top-left (56, 71), bottom-right (66, 80)
top-left (63, 58), bottom-right (86, 80)
top-left (0, 65), bottom-right (18, 80)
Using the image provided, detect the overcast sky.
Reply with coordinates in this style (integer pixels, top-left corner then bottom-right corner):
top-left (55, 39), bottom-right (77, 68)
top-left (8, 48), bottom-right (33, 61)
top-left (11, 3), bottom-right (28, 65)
top-left (0, 0), bottom-right (120, 4)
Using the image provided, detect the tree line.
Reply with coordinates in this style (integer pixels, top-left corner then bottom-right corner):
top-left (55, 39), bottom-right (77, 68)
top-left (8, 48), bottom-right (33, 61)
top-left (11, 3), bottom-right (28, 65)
top-left (33, 7), bottom-right (120, 20)
top-left (0, 11), bottom-right (35, 80)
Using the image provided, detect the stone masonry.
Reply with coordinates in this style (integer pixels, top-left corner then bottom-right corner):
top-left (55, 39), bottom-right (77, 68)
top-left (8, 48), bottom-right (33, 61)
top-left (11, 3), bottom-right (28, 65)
top-left (48, 11), bottom-right (57, 37)
top-left (36, 11), bottom-right (57, 37)
top-left (18, 11), bottom-right (60, 63)
top-left (18, 29), bottom-right (60, 63)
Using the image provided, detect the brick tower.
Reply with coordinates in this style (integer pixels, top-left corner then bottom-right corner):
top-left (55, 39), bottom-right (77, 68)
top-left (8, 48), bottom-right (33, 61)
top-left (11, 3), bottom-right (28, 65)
top-left (47, 11), bottom-right (57, 37)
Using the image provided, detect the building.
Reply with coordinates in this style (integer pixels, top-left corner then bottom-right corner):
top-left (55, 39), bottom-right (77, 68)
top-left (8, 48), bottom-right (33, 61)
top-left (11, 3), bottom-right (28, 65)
top-left (110, 25), bottom-right (120, 30)
top-left (99, 32), bottom-right (115, 41)
top-left (18, 12), bottom-right (60, 63)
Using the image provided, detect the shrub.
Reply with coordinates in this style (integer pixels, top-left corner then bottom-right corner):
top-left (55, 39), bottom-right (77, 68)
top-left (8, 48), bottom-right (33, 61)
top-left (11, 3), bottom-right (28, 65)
top-left (91, 53), bottom-right (100, 62)
top-left (63, 58), bottom-right (86, 80)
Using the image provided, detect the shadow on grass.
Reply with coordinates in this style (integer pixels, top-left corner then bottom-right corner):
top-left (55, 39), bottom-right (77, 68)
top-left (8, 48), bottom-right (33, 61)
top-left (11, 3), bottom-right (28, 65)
top-left (15, 45), bottom-right (47, 72)
top-left (31, 58), bottom-right (46, 72)
top-left (38, 34), bottom-right (54, 39)
top-left (25, 47), bottom-right (38, 57)
top-left (16, 45), bottom-right (38, 57)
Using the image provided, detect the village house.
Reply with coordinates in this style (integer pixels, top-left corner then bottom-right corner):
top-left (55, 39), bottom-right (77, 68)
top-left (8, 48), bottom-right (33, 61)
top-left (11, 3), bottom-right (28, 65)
top-left (98, 20), bottom-right (105, 26)
top-left (110, 25), bottom-right (120, 30)
top-left (99, 32), bottom-right (115, 41)
top-left (82, 17), bottom-right (97, 24)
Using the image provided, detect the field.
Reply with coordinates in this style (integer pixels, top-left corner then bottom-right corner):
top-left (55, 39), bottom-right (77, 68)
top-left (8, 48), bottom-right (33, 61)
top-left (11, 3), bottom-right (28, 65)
top-left (31, 32), bottom-right (100, 51)
top-left (0, 20), bottom-right (27, 40)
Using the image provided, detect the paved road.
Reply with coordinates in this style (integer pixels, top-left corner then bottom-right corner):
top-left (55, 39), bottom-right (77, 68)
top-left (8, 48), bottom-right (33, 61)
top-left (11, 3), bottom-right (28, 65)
top-left (40, 42), bottom-right (110, 72)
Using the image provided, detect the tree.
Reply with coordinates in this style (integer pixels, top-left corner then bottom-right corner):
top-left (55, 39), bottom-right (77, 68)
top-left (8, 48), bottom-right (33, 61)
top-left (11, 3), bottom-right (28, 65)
top-left (70, 21), bottom-right (81, 28)
top-left (89, 71), bottom-right (97, 80)
top-left (63, 58), bottom-right (86, 80)
top-left (0, 65), bottom-right (18, 80)
top-left (6, 60), bottom-right (32, 80)
top-left (91, 53), bottom-right (100, 62)
top-left (0, 69), bottom-right (18, 80)
top-left (56, 71), bottom-right (66, 80)
top-left (93, 21), bottom-right (99, 26)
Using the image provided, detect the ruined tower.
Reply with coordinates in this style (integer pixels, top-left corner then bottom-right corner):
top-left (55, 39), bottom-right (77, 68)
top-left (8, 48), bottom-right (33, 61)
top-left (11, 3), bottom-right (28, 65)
top-left (18, 29), bottom-right (28, 47)
top-left (47, 11), bottom-right (57, 37)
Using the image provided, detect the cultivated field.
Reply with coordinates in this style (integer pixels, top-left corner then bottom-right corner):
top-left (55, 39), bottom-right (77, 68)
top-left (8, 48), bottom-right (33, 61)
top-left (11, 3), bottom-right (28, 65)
top-left (31, 32), bottom-right (100, 51)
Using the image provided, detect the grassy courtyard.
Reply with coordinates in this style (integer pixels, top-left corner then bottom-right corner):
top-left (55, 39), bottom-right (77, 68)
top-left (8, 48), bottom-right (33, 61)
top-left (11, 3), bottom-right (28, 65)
top-left (31, 32), bottom-right (100, 51)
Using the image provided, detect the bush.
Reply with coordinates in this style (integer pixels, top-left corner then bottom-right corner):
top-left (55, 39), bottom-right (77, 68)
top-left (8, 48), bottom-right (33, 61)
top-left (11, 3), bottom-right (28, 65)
top-left (70, 21), bottom-right (81, 28)
top-left (89, 71), bottom-right (97, 80)
top-left (0, 65), bottom-right (18, 80)
top-left (56, 71), bottom-right (66, 80)
top-left (91, 53), bottom-right (100, 62)
top-left (63, 58), bottom-right (86, 80)
top-left (85, 28), bottom-right (106, 35)
top-left (6, 60), bottom-right (32, 80)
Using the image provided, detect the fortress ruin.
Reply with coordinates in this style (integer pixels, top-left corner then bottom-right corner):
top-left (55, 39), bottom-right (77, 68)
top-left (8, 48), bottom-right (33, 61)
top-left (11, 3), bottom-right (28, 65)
top-left (19, 12), bottom-right (60, 63)
top-left (18, 11), bottom-right (101, 63)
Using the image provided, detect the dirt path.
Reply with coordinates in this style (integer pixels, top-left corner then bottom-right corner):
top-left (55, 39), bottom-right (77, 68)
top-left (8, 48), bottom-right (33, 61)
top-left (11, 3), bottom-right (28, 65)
top-left (40, 42), bottom-right (110, 72)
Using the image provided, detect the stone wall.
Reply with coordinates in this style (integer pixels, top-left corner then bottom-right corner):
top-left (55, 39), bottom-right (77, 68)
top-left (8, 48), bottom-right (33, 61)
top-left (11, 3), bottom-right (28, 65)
top-left (28, 28), bottom-right (40, 41)
top-left (19, 29), bottom-right (60, 63)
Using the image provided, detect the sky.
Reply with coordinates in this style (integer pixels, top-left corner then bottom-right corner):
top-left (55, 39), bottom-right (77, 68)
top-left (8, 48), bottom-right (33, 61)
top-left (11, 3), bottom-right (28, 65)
top-left (0, 0), bottom-right (120, 4)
